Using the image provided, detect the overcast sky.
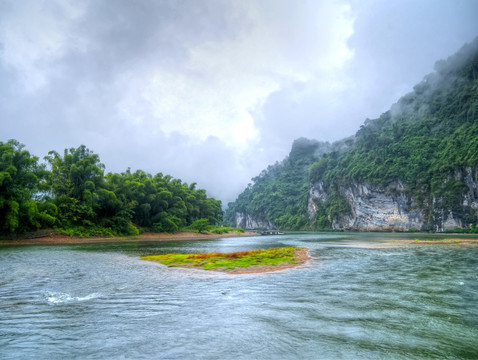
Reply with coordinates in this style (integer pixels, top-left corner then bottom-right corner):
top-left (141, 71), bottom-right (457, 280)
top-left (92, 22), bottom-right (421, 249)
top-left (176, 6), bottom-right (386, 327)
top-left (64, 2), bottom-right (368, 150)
top-left (1, 0), bottom-right (477, 204)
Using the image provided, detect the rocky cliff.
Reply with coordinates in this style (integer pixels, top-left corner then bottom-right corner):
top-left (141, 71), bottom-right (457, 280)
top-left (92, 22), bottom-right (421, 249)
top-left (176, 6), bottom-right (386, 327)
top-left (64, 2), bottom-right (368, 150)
top-left (235, 212), bottom-right (275, 229)
top-left (308, 167), bottom-right (478, 231)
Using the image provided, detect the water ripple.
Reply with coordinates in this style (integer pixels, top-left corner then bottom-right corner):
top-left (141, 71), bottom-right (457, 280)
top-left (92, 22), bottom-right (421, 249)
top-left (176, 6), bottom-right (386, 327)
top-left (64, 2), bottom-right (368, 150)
top-left (1, 236), bottom-right (478, 359)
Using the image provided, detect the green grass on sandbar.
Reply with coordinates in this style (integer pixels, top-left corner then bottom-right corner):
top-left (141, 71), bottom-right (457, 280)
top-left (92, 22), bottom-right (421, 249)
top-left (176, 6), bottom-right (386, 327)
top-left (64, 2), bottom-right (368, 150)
top-left (141, 246), bottom-right (303, 270)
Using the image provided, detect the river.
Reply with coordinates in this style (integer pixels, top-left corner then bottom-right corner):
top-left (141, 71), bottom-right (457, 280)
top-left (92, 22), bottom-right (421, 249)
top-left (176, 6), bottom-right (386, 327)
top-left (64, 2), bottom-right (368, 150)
top-left (1, 233), bottom-right (477, 359)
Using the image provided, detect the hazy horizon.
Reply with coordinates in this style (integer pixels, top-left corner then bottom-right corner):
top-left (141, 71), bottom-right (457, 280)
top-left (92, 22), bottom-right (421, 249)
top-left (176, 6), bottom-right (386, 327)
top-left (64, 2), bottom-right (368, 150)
top-left (1, 0), bottom-right (477, 204)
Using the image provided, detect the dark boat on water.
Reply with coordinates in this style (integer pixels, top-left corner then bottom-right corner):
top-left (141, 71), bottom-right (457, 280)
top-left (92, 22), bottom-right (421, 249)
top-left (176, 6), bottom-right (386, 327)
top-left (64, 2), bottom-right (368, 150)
top-left (260, 230), bottom-right (285, 235)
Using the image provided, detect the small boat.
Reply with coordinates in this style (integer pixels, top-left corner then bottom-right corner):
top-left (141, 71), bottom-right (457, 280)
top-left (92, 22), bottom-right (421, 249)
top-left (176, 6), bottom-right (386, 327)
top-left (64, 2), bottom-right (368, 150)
top-left (260, 230), bottom-right (285, 235)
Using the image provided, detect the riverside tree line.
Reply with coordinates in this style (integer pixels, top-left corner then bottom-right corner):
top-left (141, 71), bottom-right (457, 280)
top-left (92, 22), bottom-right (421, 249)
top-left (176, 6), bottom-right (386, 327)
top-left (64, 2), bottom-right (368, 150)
top-left (0, 140), bottom-right (223, 237)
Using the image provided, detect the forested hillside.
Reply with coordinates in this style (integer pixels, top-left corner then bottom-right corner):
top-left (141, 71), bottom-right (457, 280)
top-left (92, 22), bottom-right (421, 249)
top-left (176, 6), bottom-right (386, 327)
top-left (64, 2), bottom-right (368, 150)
top-left (0, 141), bottom-right (222, 237)
top-left (226, 38), bottom-right (478, 231)
top-left (224, 138), bottom-right (353, 229)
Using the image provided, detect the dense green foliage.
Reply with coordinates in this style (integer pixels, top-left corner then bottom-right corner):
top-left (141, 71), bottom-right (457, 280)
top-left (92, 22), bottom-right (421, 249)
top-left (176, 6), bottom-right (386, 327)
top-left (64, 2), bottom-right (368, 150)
top-left (0, 142), bottom-right (222, 237)
top-left (208, 226), bottom-right (245, 234)
top-left (226, 38), bottom-right (478, 231)
top-left (224, 138), bottom-right (327, 230)
top-left (45, 146), bottom-right (107, 233)
top-left (189, 218), bottom-right (210, 233)
top-left (0, 140), bottom-right (54, 232)
top-left (224, 137), bottom-right (353, 230)
top-left (443, 225), bottom-right (478, 234)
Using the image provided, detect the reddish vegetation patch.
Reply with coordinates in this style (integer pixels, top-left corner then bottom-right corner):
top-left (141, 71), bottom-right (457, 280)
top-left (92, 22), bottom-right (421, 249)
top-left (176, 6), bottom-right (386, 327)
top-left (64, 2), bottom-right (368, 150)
top-left (211, 248), bottom-right (311, 275)
top-left (186, 250), bottom-right (262, 260)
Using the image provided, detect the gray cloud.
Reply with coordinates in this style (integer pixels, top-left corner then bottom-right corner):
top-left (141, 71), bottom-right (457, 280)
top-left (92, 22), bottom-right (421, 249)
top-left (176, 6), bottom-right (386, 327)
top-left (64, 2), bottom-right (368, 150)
top-left (0, 0), bottom-right (477, 205)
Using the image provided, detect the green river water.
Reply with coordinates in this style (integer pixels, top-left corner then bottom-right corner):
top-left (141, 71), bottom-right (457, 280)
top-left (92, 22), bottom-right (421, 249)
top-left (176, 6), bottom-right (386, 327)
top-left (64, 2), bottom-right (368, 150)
top-left (1, 232), bottom-right (477, 359)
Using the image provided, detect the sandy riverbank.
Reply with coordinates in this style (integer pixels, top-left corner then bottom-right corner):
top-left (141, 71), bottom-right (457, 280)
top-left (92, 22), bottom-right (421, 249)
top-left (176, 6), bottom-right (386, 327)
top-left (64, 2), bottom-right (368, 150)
top-left (393, 238), bottom-right (478, 245)
top-left (0, 231), bottom-right (258, 246)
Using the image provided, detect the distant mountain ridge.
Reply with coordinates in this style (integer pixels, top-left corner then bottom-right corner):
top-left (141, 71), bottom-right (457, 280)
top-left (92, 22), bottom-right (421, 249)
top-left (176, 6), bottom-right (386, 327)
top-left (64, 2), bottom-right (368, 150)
top-left (225, 37), bottom-right (478, 232)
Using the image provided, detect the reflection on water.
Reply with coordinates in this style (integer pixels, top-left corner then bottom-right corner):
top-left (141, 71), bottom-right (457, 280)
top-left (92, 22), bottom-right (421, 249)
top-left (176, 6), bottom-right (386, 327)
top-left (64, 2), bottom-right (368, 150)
top-left (1, 233), bottom-right (477, 359)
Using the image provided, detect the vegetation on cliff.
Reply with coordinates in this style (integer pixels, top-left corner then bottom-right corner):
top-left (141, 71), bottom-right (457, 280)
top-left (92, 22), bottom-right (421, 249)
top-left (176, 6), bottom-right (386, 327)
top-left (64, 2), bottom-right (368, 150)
top-left (224, 138), bottom-right (352, 229)
top-left (0, 141), bottom-right (222, 237)
top-left (226, 38), bottom-right (478, 231)
top-left (310, 37), bottom-right (478, 230)
top-left (225, 139), bottom-right (324, 229)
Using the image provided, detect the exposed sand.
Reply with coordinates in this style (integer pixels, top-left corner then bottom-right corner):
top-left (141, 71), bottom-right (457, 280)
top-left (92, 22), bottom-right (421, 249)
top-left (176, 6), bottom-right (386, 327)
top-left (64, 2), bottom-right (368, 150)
top-left (0, 231), bottom-right (258, 246)
top-left (392, 238), bottom-right (478, 245)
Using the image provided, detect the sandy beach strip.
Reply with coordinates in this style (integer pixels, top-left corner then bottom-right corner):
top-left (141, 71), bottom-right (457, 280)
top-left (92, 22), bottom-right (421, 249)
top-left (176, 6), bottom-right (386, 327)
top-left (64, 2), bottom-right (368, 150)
top-left (0, 231), bottom-right (258, 246)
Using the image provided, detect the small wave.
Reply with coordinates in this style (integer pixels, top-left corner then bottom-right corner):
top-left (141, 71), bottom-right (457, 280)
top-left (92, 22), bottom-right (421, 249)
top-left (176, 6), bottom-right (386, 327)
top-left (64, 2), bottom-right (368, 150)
top-left (45, 292), bottom-right (99, 304)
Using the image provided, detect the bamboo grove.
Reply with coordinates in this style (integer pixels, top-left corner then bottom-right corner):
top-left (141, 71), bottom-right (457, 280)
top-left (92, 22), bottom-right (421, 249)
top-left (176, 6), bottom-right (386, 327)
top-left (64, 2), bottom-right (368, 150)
top-left (0, 141), bottom-right (222, 237)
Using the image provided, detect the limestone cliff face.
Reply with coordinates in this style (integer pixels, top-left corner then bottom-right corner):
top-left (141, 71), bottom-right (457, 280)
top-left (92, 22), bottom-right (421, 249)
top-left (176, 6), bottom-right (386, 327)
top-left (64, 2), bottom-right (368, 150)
top-left (456, 167), bottom-right (478, 210)
top-left (235, 212), bottom-right (275, 229)
top-left (308, 181), bottom-right (425, 231)
top-left (308, 167), bottom-right (478, 232)
top-left (233, 168), bottom-right (478, 232)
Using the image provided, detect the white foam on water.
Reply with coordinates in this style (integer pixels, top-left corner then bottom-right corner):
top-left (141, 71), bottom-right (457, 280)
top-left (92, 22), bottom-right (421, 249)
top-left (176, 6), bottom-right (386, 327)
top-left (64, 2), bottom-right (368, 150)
top-left (46, 292), bottom-right (100, 304)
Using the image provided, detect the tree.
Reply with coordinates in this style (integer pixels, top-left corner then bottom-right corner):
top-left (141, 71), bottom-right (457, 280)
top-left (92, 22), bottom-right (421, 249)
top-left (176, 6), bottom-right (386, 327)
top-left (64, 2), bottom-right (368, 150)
top-left (0, 140), bottom-right (225, 236)
top-left (45, 145), bottom-right (105, 227)
top-left (0, 140), bottom-right (54, 232)
top-left (191, 218), bottom-right (210, 233)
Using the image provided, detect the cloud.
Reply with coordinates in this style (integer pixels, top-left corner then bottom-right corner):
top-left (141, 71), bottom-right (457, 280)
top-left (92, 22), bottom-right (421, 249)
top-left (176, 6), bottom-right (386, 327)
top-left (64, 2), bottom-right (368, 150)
top-left (0, 0), bottom-right (477, 204)
top-left (126, 0), bottom-right (355, 151)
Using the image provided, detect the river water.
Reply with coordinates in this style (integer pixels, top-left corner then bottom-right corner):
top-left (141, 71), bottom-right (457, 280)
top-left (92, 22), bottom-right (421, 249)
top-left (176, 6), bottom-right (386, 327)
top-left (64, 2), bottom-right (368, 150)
top-left (1, 233), bottom-right (477, 359)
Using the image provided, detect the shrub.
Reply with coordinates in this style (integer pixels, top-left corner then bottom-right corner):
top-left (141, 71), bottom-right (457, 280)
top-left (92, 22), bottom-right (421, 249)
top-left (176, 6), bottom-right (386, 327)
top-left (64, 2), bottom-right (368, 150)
top-left (190, 218), bottom-right (210, 233)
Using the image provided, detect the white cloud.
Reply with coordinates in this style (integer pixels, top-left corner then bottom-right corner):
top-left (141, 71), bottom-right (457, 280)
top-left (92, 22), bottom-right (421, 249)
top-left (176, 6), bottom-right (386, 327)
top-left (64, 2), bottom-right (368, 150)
top-left (0, 0), bottom-right (355, 150)
top-left (140, 0), bottom-right (355, 151)
top-left (0, 0), bottom-right (85, 90)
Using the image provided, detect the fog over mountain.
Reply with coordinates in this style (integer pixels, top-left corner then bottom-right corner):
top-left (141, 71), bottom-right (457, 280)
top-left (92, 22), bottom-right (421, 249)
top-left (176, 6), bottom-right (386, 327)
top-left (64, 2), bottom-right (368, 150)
top-left (1, 0), bottom-right (477, 204)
